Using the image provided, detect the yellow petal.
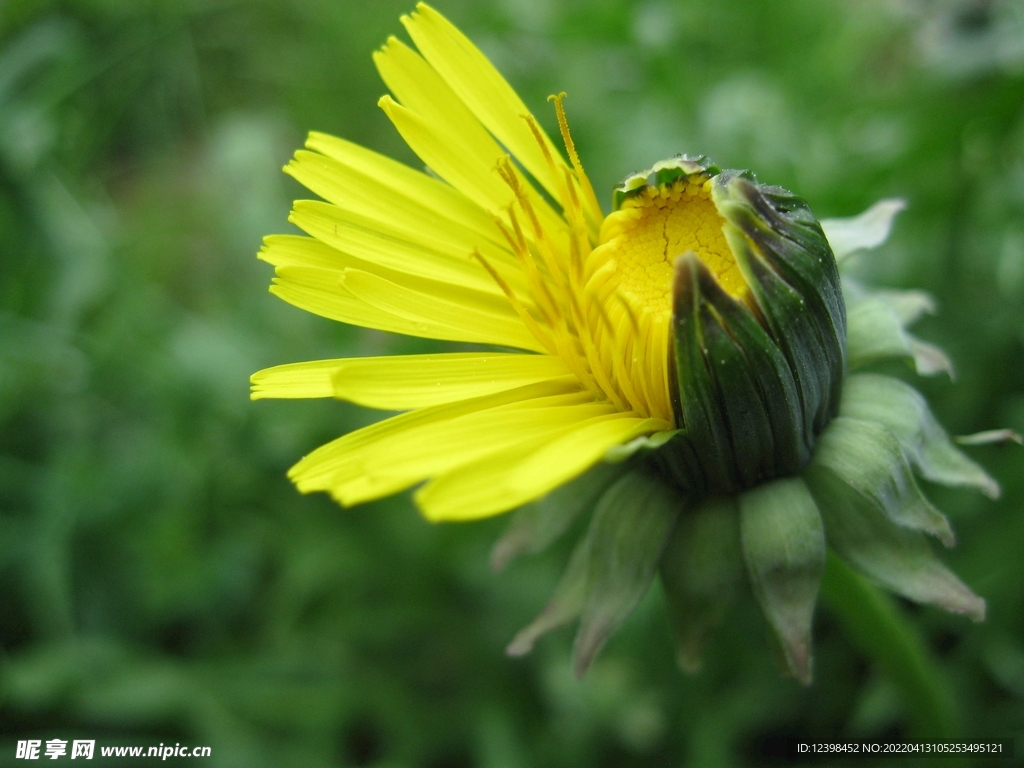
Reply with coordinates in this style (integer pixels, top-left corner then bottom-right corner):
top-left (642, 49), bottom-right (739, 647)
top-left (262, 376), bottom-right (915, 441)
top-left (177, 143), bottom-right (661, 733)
top-left (332, 352), bottom-right (570, 409)
top-left (271, 266), bottom-right (435, 337)
top-left (288, 198), bottom-right (521, 296)
top-left (305, 130), bottom-right (501, 248)
top-left (377, 94), bottom-right (510, 215)
top-left (378, 95), bottom-right (565, 240)
top-left (289, 376), bottom-right (582, 492)
top-left (259, 235), bottom-right (345, 270)
top-left (416, 413), bottom-right (672, 521)
top-left (374, 36), bottom-right (509, 199)
top-left (402, 4), bottom-right (568, 202)
top-left (251, 352), bottom-right (570, 405)
top-left (341, 268), bottom-right (541, 352)
top-left (251, 359), bottom-right (342, 400)
top-left (332, 395), bottom-right (617, 506)
top-left (286, 149), bottom-right (521, 275)
top-left (271, 265), bottom-right (533, 348)
top-left (261, 235), bottom-right (468, 296)
top-left (375, 35), bottom-right (566, 239)
top-left (261, 234), bottom-right (533, 320)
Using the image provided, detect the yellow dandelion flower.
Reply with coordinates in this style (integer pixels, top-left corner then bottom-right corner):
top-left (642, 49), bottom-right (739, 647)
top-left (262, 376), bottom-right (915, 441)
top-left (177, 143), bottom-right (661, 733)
top-left (253, 4), bottom-right (1006, 682)
top-left (254, 3), bottom-right (687, 522)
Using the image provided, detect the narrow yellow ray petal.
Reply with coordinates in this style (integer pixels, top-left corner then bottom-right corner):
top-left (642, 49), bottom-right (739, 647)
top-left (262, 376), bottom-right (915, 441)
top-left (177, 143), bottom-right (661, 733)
top-left (271, 267), bottom-right (445, 338)
top-left (286, 150), bottom-right (518, 267)
top-left (378, 96), bottom-right (567, 239)
top-left (416, 414), bottom-right (673, 521)
top-left (263, 234), bottom-right (488, 301)
top-left (331, 352), bottom-right (570, 409)
top-left (333, 397), bottom-right (618, 506)
top-left (251, 359), bottom-right (343, 400)
top-left (402, 3), bottom-right (568, 201)
top-left (289, 199), bottom-right (526, 296)
top-left (341, 268), bottom-right (542, 352)
top-left (374, 37), bottom-right (508, 191)
top-left (289, 376), bottom-right (582, 492)
top-left (271, 265), bottom-right (532, 348)
top-left (259, 234), bottom-right (346, 270)
top-left (262, 233), bottom-right (534, 319)
top-left (264, 235), bottom-right (540, 345)
top-left (304, 130), bottom-right (503, 249)
top-left (379, 94), bottom-right (509, 213)
top-left (648, 314), bottom-right (673, 421)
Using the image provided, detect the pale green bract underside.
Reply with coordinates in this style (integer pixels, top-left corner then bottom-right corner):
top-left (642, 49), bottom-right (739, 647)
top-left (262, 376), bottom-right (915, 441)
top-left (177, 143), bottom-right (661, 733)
top-left (820, 198), bottom-right (907, 264)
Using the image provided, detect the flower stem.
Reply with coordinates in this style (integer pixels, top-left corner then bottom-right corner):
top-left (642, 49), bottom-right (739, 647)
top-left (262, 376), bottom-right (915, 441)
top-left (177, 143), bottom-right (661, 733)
top-left (820, 552), bottom-right (958, 741)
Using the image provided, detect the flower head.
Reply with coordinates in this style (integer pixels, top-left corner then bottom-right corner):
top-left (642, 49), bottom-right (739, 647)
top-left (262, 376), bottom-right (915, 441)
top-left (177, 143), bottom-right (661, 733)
top-left (253, 4), bottom-right (1001, 682)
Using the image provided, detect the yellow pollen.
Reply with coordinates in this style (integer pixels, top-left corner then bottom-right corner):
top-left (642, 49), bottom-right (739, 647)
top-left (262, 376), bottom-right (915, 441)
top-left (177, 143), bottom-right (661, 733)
top-left (595, 178), bottom-right (744, 317)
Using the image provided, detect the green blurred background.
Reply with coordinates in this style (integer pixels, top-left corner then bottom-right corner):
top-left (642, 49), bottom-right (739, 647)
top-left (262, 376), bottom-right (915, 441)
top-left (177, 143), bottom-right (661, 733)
top-left (1, 0), bottom-right (1023, 765)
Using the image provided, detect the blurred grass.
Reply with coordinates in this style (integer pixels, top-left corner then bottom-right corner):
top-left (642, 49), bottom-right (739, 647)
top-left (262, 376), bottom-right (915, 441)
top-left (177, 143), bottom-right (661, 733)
top-left (1, 0), bottom-right (1023, 766)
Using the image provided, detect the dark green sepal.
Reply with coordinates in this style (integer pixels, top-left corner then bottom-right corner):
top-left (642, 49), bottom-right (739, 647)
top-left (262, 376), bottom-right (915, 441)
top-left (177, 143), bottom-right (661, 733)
top-left (687, 254), bottom-right (809, 476)
top-left (725, 225), bottom-right (836, 441)
top-left (720, 177), bottom-right (846, 345)
top-left (671, 253), bottom-right (815, 493)
top-left (700, 305), bottom-right (776, 487)
top-left (714, 175), bottom-right (846, 433)
top-left (753, 184), bottom-right (844, 295)
top-left (671, 255), bottom-right (741, 493)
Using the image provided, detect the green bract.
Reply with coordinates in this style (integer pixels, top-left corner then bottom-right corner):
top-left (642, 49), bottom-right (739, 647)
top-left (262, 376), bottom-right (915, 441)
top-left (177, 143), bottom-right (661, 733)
top-left (495, 163), bottom-right (998, 683)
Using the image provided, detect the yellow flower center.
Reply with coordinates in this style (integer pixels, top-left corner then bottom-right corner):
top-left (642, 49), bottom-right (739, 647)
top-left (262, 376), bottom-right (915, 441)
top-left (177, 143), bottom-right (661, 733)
top-left (480, 99), bottom-right (744, 429)
top-left (595, 178), bottom-right (743, 319)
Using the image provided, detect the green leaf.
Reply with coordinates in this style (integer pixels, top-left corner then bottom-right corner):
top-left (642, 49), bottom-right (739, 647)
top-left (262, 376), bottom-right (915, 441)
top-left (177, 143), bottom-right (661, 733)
top-left (739, 477), bottom-right (826, 685)
top-left (810, 416), bottom-right (955, 546)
